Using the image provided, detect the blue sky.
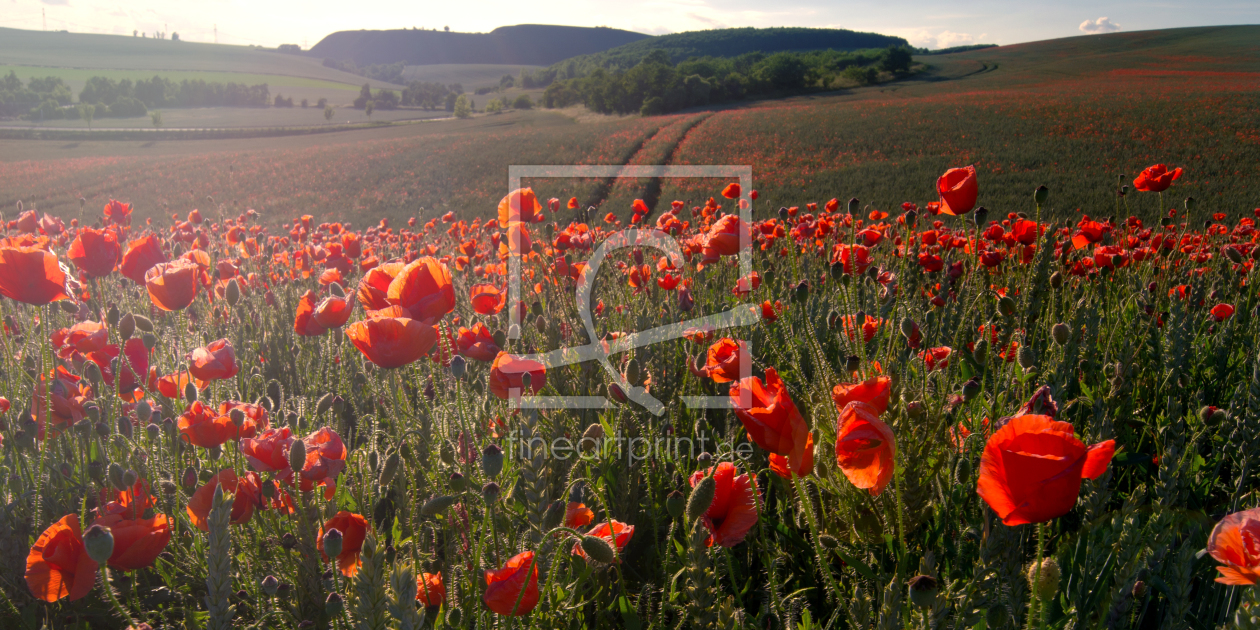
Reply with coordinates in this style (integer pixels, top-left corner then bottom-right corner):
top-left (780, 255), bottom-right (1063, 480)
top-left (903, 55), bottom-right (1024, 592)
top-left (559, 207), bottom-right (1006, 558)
top-left (3, 0), bottom-right (1258, 49)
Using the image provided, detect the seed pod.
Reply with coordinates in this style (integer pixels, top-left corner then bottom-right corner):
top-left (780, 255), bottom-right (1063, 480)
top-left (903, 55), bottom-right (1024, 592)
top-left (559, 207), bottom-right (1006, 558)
top-left (378, 451), bottom-right (400, 487)
top-left (122, 469), bottom-right (138, 488)
top-left (322, 528), bottom-right (344, 560)
top-left (845, 355), bottom-right (861, 374)
top-left (449, 471), bottom-right (466, 492)
top-left (972, 339), bottom-right (989, 365)
top-left (686, 475), bottom-right (716, 523)
top-left (83, 524), bottom-right (115, 565)
top-left (421, 495), bottom-right (458, 517)
top-left (325, 592), bottom-right (344, 616)
top-left (1051, 322), bottom-right (1070, 346)
top-left (1033, 185), bottom-right (1049, 205)
top-left (960, 378), bottom-right (981, 402)
top-left (665, 490), bottom-right (685, 519)
top-left (1050, 271), bottom-right (1064, 289)
top-left (184, 382), bottom-right (198, 404)
top-left (481, 482), bottom-right (500, 503)
top-left (580, 535), bottom-right (616, 564)
top-left (997, 296), bottom-right (1016, 317)
top-left (116, 415), bottom-right (133, 440)
top-left (1018, 346), bottom-right (1036, 370)
top-left (106, 304), bottom-right (120, 327)
top-left (288, 440), bottom-right (307, 474)
top-left (261, 575), bottom-right (280, 596)
top-left (227, 410), bottom-right (244, 428)
top-left (83, 361), bottom-right (102, 385)
top-left (449, 355), bottom-right (467, 379)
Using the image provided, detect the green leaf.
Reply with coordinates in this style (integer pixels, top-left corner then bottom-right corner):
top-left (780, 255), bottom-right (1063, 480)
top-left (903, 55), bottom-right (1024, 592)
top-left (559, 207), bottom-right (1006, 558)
top-left (617, 594), bottom-right (642, 630)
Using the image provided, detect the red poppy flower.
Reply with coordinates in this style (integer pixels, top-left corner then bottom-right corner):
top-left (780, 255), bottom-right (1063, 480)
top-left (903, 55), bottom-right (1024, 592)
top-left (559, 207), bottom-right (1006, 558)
top-left (572, 520), bottom-right (635, 559)
top-left (688, 462), bottom-right (759, 547)
top-left (701, 338), bottom-right (750, 383)
top-left (835, 402), bottom-right (896, 496)
top-left (103, 199), bottom-right (132, 225)
top-left (920, 346), bottom-right (952, 371)
top-left (356, 261), bottom-right (404, 312)
top-left (564, 502), bottom-right (594, 528)
top-left (417, 572), bottom-right (446, 607)
top-left (25, 513), bottom-right (96, 602)
top-left (186, 469), bottom-right (260, 531)
top-left (976, 414), bottom-right (1115, 526)
top-left (67, 227), bottom-right (121, 278)
top-left (456, 322), bottom-right (501, 362)
top-left (831, 375), bottom-right (892, 416)
top-left (1133, 164), bottom-right (1183, 193)
top-left (1212, 303), bottom-right (1236, 322)
top-left (294, 290), bottom-right (329, 336)
top-left (91, 513), bottom-right (171, 571)
top-left (240, 427), bottom-right (294, 473)
top-left (721, 183), bottom-right (741, 199)
top-left (703, 215), bottom-right (753, 258)
top-left (387, 257), bottom-right (456, 324)
top-left (1207, 507), bottom-right (1260, 585)
top-left (51, 320), bottom-right (109, 358)
top-left (0, 245), bottom-right (70, 305)
top-left (488, 352), bottom-right (546, 399)
top-left (936, 166), bottom-right (978, 216)
top-left (188, 338), bottom-right (239, 382)
top-left (318, 511), bottom-right (370, 577)
top-left (470, 283), bottom-right (506, 315)
top-left (729, 367), bottom-right (810, 474)
top-left (313, 295), bottom-right (353, 328)
top-left (484, 551), bottom-right (539, 616)
top-left (119, 234), bottom-right (167, 285)
top-left (178, 401), bottom-right (239, 448)
top-left (346, 316), bottom-right (438, 369)
top-left (145, 259), bottom-right (199, 311)
top-left (498, 188), bottom-right (542, 228)
top-left (298, 427), bottom-right (347, 500)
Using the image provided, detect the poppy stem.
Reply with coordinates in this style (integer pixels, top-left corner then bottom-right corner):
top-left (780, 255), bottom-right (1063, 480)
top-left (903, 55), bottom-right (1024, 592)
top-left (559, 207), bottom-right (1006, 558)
top-left (1027, 521), bottom-right (1047, 630)
top-left (98, 565), bottom-right (136, 626)
top-left (790, 470), bottom-right (841, 604)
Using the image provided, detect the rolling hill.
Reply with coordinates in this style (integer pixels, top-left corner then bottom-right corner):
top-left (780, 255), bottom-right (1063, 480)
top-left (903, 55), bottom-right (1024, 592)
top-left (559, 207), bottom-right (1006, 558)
top-left (544, 26), bottom-right (911, 75)
top-left (305, 24), bottom-right (650, 67)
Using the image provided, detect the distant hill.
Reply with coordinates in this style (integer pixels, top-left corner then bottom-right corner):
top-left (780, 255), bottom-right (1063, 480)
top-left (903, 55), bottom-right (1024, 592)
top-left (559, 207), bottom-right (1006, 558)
top-left (545, 27), bottom-right (910, 75)
top-left (306, 24), bottom-right (650, 67)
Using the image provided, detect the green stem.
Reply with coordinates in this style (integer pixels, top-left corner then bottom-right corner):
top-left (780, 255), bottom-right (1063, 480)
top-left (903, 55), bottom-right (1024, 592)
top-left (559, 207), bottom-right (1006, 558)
top-left (791, 471), bottom-right (841, 604)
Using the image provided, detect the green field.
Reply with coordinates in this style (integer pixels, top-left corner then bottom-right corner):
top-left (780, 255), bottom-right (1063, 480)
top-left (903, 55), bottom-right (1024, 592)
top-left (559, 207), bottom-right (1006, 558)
top-left (400, 64), bottom-right (545, 90)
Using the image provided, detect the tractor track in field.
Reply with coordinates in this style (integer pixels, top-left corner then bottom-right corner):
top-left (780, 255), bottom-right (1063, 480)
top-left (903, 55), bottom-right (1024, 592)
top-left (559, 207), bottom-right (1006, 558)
top-left (581, 112), bottom-right (713, 222)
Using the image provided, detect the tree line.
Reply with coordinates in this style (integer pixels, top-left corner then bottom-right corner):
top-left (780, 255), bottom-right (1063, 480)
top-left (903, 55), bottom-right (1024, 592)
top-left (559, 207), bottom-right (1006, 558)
top-left (0, 71), bottom-right (284, 121)
top-left (537, 46), bottom-right (913, 116)
top-left (351, 82), bottom-right (466, 111)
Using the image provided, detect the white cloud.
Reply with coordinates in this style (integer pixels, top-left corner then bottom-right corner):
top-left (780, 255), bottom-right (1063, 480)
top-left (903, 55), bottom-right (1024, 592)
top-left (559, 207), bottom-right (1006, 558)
top-left (888, 28), bottom-right (983, 49)
top-left (1079, 17), bottom-right (1120, 34)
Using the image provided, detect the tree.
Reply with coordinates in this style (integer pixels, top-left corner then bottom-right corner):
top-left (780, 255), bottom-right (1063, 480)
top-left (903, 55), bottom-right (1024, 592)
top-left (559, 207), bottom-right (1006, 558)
top-left (171, 32), bottom-right (180, 41)
top-left (484, 98), bottom-right (503, 113)
top-left (301, 98), bottom-right (308, 108)
top-left (150, 110), bottom-right (162, 128)
top-left (453, 94), bottom-right (471, 118)
top-left (317, 97), bottom-right (327, 108)
top-left (324, 104), bottom-right (334, 121)
top-left (881, 46), bottom-right (913, 74)
top-left (79, 103), bottom-right (94, 129)
top-left (364, 100), bottom-right (374, 117)
top-left (512, 94), bottom-right (533, 110)
top-left (354, 83), bottom-right (371, 108)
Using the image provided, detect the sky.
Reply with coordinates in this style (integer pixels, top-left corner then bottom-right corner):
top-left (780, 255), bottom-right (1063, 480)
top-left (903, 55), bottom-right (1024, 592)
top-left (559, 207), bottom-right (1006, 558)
top-left (3, 0), bottom-right (1259, 50)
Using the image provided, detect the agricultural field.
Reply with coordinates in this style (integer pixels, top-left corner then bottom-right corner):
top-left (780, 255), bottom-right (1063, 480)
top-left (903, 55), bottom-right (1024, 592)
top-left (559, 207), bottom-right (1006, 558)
top-left (3, 19), bottom-right (1260, 630)
top-left (3, 26), bottom-right (1258, 226)
top-left (400, 65), bottom-right (545, 92)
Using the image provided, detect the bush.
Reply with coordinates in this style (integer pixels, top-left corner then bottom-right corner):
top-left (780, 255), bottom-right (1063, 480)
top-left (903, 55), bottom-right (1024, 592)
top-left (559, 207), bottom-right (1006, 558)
top-left (512, 94), bottom-right (534, 110)
top-left (453, 94), bottom-right (472, 118)
top-left (640, 96), bottom-right (665, 116)
top-left (107, 96), bottom-right (147, 117)
top-left (484, 98), bottom-right (504, 113)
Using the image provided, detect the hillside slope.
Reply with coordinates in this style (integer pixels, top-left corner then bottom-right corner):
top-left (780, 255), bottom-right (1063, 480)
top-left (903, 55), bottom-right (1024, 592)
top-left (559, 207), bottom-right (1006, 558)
top-left (0, 27), bottom-right (387, 86)
top-left (306, 24), bottom-right (649, 67)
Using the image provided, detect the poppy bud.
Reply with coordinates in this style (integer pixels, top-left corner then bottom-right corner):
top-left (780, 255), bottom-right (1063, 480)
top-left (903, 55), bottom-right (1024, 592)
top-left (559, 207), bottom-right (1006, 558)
top-left (482, 481), bottom-right (500, 503)
top-left (450, 355), bottom-right (466, 379)
top-left (829, 261), bottom-right (844, 280)
top-left (954, 457), bottom-right (972, 485)
top-left (325, 593), bottom-right (344, 616)
top-left (1184, 197), bottom-right (1195, 212)
top-left (534, 314), bottom-right (547, 333)
top-left (961, 378), bottom-right (981, 401)
top-left (686, 475), bottom-right (716, 523)
top-left (118, 313), bottom-right (135, 340)
top-left (580, 535), bottom-right (616, 564)
top-left (439, 440), bottom-right (456, 466)
top-left (261, 479), bottom-right (276, 500)
top-left (793, 281), bottom-right (809, 303)
top-left (678, 285), bottom-right (694, 312)
top-left (848, 198), bottom-right (860, 214)
top-left (520, 371), bottom-right (532, 391)
top-left (184, 382), bottom-right (198, 404)
top-left (543, 500), bottom-right (565, 530)
top-left (182, 466), bottom-right (198, 489)
top-left (626, 358), bottom-right (642, 387)
top-left (378, 451), bottom-right (400, 487)
top-left (1027, 557), bottom-right (1061, 602)
top-left (778, 207), bottom-right (789, 220)
top-left (1050, 271), bottom-right (1063, 289)
top-left (492, 329), bottom-right (507, 349)
top-left (261, 575), bottom-right (280, 596)
top-left (973, 207), bottom-right (988, 228)
top-left (83, 524), bottom-right (115, 565)
top-left (904, 210), bottom-right (917, 227)
top-left (134, 401), bottom-right (152, 424)
top-left (226, 279), bottom-right (241, 306)
top-left (288, 440), bottom-right (307, 474)
top-left (328, 281), bottom-right (345, 298)
top-left (827, 310), bottom-right (840, 330)
top-left (322, 528), bottom-right (343, 561)
top-left (845, 355), bottom-right (861, 374)
top-left (447, 606), bottom-right (463, 627)
top-left (972, 339), bottom-right (989, 365)
top-left (133, 315), bottom-right (153, 333)
top-left (116, 415), bottom-right (134, 439)
top-left (83, 361), bottom-right (102, 385)
top-left (997, 296), bottom-right (1016, 317)
top-left (421, 495), bottom-right (458, 516)
top-left (1051, 323), bottom-right (1070, 346)
top-left (1211, 409), bottom-right (1228, 425)
top-left (280, 532), bottom-right (297, 550)
top-left (449, 471), bottom-right (466, 492)
top-left (107, 304), bottom-right (120, 327)
top-left (1033, 185), bottom-right (1049, 206)
top-left (1226, 247), bottom-right (1244, 264)
top-left (908, 575), bottom-right (939, 610)
top-left (482, 444), bottom-right (504, 479)
top-left (899, 318), bottom-right (916, 339)
top-left (316, 393), bottom-right (334, 415)
top-left (581, 423), bottom-right (605, 453)
top-left (141, 332), bottom-right (157, 350)
top-left (88, 460), bottom-right (104, 483)
top-left (59, 300), bottom-right (80, 314)
top-left (1018, 346), bottom-right (1036, 370)
top-left (1132, 580), bottom-right (1147, 600)
top-left (665, 490), bottom-right (685, 519)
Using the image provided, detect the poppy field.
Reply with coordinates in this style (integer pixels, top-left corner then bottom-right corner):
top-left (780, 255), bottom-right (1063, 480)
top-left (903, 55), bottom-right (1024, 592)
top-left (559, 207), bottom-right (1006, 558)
top-left (1, 147), bottom-right (1260, 630)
